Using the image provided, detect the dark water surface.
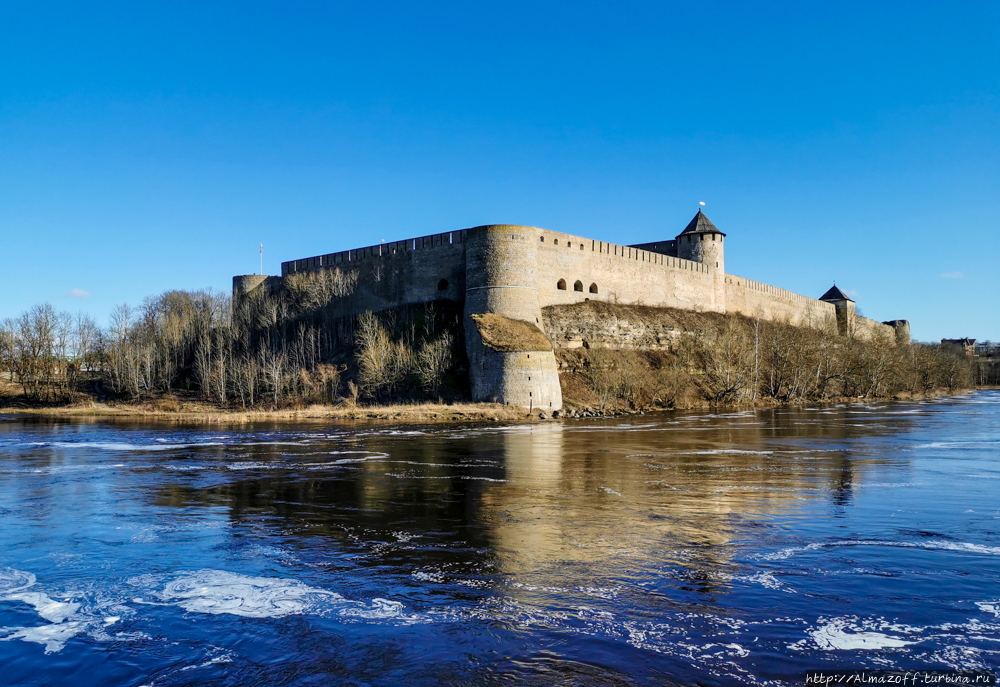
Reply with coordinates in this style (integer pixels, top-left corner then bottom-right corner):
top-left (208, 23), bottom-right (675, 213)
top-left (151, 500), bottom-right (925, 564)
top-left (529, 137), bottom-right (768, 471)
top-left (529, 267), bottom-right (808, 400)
top-left (1, 393), bottom-right (999, 685)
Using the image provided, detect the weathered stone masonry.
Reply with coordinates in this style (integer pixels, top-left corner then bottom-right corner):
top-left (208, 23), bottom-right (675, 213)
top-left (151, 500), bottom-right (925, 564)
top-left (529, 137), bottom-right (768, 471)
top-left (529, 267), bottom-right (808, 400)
top-left (234, 211), bottom-right (910, 410)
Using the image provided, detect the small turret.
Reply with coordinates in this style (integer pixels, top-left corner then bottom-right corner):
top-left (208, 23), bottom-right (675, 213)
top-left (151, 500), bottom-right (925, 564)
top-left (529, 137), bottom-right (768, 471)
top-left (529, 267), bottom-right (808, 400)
top-left (676, 210), bottom-right (726, 312)
top-left (883, 320), bottom-right (911, 345)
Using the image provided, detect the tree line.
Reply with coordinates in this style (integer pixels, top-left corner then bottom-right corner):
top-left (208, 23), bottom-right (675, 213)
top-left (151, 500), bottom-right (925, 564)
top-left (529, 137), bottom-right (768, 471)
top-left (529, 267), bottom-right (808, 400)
top-left (0, 282), bottom-right (976, 410)
top-left (0, 275), bottom-right (462, 408)
top-left (576, 315), bottom-right (975, 412)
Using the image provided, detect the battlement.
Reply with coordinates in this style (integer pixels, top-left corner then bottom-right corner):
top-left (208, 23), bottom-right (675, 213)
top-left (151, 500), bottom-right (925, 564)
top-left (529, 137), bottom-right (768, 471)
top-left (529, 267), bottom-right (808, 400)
top-left (534, 227), bottom-right (708, 273)
top-left (282, 229), bottom-right (470, 277)
top-left (725, 274), bottom-right (820, 307)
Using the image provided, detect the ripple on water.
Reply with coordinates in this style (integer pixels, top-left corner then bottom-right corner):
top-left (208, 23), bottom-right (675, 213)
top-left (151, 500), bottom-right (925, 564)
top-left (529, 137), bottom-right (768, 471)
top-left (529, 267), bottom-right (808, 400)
top-left (756, 539), bottom-right (1000, 561)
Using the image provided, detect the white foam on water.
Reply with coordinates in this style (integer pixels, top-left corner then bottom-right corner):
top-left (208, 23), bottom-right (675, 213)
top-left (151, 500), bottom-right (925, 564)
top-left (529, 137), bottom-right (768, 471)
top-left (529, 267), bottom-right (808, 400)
top-left (384, 473), bottom-right (507, 482)
top-left (5, 592), bottom-right (80, 623)
top-left (680, 449), bottom-right (774, 456)
top-left (179, 649), bottom-right (236, 671)
top-left (757, 539), bottom-right (1000, 561)
top-left (159, 570), bottom-right (343, 618)
top-left (794, 617), bottom-right (918, 651)
top-left (738, 572), bottom-right (791, 592)
top-left (854, 482), bottom-right (924, 489)
top-left (225, 462), bottom-right (279, 471)
top-left (41, 441), bottom-right (225, 452)
top-left (0, 621), bottom-right (86, 654)
top-left (976, 601), bottom-right (1000, 617)
top-left (157, 570), bottom-right (429, 624)
top-left (327, 452), bottom-right (392, 465)
top-left (338, 597), bottom-right (423, 622)
top-left (913, 441), bottom-right (1000, 451)
top-left (0, 568), bottom-right (138, 653)
top-left (0, 567), bottom-right (36, 594)
top-left (600, 487), bottom-right (622, 496)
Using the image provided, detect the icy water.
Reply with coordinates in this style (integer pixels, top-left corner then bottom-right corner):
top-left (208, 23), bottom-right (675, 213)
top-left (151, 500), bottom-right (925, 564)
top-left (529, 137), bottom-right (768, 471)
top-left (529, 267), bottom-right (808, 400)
top-left (1, 394), bottom-right (999, 686)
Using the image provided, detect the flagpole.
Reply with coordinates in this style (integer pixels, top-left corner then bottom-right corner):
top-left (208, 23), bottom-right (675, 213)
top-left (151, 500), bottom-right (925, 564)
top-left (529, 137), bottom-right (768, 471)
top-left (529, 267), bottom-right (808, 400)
top-left (260, 243), bottom-right (263, 276)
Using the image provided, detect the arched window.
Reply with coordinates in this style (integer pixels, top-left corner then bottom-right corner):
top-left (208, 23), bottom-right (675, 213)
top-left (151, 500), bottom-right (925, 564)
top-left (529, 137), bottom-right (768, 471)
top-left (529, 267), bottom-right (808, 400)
top-left (438, 279), bottom-right (449, 291)
top-left (554, 239), bottom-right (559, 245)
top-left (557, 279), bottom-right (567, 290)
top-left (539, 236), bottom-right (544, 242)
top-left (589, 283), bottom-right (598, 294)
top-left (573, 280), bottom-right (583, 292)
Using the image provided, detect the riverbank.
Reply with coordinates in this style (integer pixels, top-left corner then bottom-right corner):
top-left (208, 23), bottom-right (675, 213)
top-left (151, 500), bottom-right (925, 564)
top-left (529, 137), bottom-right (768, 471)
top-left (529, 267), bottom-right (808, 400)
top-left (0, 387), bottom-right (974, 425)
top-left (0, 398), bottom-right (534, 424)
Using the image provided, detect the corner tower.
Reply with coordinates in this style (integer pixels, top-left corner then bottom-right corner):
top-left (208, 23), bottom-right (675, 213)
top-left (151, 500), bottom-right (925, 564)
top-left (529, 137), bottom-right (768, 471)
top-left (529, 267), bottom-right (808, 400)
top-left (463, 225), bottom-right (562, 412)
top-left (676, 210), bottom-right (726, 312)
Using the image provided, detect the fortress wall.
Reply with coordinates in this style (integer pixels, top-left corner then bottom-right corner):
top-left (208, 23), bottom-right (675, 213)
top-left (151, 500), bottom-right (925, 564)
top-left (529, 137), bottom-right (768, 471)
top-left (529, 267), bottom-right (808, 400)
top-left (282, 230), bottom-right (468, 317)
top-left (532, 228), bottom-right (719, 312)
top-left (725, 274), bottom-right (837, 328)
top-left (854, 315), bottom-right (897, 342)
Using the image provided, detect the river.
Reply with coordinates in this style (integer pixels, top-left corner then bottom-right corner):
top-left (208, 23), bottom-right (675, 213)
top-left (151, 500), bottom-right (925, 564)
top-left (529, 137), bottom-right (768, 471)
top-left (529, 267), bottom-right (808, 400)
top-left (1, 393), bottom-right (999, 685)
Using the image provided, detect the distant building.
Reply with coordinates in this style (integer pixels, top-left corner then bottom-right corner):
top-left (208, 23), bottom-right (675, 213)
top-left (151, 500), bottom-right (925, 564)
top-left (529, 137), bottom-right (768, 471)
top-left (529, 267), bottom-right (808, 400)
top-left (941, 338), bottom-right (977, 357)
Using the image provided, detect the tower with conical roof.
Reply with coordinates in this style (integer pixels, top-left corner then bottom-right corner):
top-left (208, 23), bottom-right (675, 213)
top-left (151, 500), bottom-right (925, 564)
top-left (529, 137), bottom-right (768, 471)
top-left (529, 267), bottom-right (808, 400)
top-left (676, 209), bottom-right (726, 312)
top-left (819, 284), bottom-right (855, 336)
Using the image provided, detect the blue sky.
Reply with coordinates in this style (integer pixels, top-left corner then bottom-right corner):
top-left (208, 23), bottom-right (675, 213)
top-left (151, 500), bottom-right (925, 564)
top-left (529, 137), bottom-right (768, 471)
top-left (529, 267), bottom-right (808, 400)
top-left (2, 1), bottom-right (997, 341)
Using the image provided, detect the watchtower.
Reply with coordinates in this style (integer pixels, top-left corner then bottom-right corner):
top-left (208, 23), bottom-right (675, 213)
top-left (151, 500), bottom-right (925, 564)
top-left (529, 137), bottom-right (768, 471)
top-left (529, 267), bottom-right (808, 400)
top-left (676, 210), bottom-right (726, 312)
top-left (819, 285), bottom-right (855, 336)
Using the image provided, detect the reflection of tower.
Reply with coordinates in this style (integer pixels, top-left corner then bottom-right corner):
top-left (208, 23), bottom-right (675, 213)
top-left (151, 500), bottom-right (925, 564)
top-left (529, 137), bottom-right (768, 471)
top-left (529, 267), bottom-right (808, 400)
top-left (500, 425), bottom-right (565, 489)
top-left (675, 210), bottom-right (726, 313)
top-left (484, 424), bottom-right (566, 575)
top-left (480, 423), bottom-right (742, 587)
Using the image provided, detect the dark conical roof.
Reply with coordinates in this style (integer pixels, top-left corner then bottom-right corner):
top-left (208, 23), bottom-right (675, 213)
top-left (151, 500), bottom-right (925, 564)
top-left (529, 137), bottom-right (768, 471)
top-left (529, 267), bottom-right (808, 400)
top-left (820, 285), bottom-right (854, 302)
top-left (678, 209), bottom-right (725, 237)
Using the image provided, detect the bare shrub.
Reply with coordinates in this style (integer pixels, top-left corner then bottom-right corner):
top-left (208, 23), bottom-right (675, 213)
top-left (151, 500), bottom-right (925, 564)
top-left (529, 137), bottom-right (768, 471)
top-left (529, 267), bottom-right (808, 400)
top-left (355, 312), bottom-right (413, 400)
top-left (415, 332), bottom-right (454, 396)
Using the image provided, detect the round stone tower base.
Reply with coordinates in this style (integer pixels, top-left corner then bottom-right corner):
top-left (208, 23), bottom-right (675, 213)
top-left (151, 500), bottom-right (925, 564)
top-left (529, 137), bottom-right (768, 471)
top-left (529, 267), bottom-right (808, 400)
top-left (468, 348), bottom-right (562, 411)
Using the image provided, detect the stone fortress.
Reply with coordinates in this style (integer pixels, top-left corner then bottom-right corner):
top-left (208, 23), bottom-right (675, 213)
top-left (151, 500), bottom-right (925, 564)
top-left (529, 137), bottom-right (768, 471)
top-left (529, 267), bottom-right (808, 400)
top-left (234, 210), bottom-right (910, 412)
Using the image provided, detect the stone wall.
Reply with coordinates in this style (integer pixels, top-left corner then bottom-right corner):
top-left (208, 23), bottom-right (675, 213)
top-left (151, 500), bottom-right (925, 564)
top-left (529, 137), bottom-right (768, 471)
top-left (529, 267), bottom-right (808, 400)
top-left (725, 274), bottom-right (837, 328)
top-left (854, 315), bottom-right (898, 342)
top-left (532, 228), bottom-right (720, 312)
top-left (281, 230), bottom-right (469, 318)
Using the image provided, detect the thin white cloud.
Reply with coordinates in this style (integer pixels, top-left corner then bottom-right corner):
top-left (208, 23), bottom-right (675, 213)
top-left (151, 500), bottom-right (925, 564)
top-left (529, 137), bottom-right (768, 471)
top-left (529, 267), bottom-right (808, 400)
top-left (940, 271), bottom-right (964, 279)
top-left (843, 288), bottom-right (859, 299)
top-left (67, 289), bottom-right (91, 298)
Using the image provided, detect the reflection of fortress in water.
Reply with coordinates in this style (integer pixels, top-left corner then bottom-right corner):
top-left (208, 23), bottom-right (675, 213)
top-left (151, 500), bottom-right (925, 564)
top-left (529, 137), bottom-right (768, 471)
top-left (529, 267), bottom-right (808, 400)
top-left (234, 211), bottom-right (910, 412)
top-left (152, 406), bottom-right (898, 592)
